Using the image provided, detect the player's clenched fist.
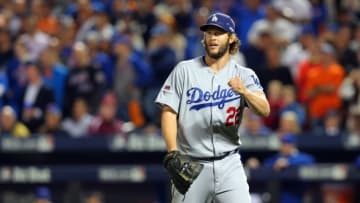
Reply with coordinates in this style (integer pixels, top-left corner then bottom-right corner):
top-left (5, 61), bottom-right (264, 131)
top-left (228, 77), bottom-right (248, 95)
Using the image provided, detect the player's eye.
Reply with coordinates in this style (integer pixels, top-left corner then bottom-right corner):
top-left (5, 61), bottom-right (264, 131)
top-left (205, 30), bottom-right (226, 37)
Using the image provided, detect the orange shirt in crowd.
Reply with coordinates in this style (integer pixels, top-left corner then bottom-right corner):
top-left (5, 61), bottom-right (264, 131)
top-left (303, 63), bottom-right (345, 119)
top-left (38, 17), bottom-right (59, 35)
top-left (296, 60), bottom-right (322, 103)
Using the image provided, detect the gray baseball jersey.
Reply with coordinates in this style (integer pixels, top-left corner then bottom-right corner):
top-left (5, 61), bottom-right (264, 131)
top-left (155, 56), bottom-right (263, 157)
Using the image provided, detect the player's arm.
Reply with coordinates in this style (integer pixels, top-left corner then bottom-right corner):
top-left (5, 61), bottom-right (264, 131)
top-left (161, 105), bottom-right (178, 152)
top-left (229, 77), bottom-right (270, 117)
top-left (242, 90), bottom-right (270, 117)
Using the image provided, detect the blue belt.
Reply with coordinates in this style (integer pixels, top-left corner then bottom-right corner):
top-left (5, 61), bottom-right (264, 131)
top-left (191, 148), bottom-right (240, 161)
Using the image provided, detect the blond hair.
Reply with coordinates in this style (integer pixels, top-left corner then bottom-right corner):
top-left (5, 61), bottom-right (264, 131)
top-left (229, 34), bottom-right (241, 55)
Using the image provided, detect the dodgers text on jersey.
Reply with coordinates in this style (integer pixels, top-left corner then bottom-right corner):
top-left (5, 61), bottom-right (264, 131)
top-left (186, 85), bottom-right (240, 111)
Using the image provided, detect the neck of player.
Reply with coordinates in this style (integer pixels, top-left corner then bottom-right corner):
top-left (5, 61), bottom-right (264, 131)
top-left (205, 52), bottom-right (230, 73)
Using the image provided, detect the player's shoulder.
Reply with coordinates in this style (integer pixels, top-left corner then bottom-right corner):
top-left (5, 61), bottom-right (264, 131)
top-left (231, 59), bottom-right (256, 75)
top-left (176, 57), bottom-right (204, 69)
top-left (170, 57), bottom-right (204, 75)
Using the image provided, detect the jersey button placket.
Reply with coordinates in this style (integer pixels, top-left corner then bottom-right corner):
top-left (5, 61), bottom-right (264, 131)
top-left (210, 74), bottom-right (217, 156)
top-left (211, 75), bottom-right (221, 188)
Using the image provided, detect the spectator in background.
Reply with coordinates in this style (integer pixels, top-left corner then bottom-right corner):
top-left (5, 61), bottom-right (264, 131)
top-left (84, 31), bottom-right (114, 89)
top-left (0, 70), bottom-right (8, 109)
top-left (335, 7), bottom-right (358, 29)
top-left (0, 105), bottom-right (29, 138)
top-left (350, 24), bottom-right (360, 51)
top-left (33, 0), bottom-right (59, 36)
top-left (92, 3), bottom-right (114, 45)
top-left (0, 29), bottom-right (14, 71)
top-left (257, 46), bottom-right (294, 91)
top-left (313, 110), bottom-right (344, 137)
top-left (157, 12), bottom-right (187, 61)
top-left (72, 0), bottom-right (98, 42)
top-left (113, 11), bottom-right (146, 52)
top-left (342, 0), bottom-right (360, 19)
top-left (309, 0), bottom-right (328, 35)
top-left (281, 25), bottom-right (314, 78)
top-left (19, 15), bottom-right (50, 60)
top-left (0, 28), bottom-right (14, 108)
top-left (247, 5), bottom-right (297, 48)
top-left (34, 186), bottom-right (52, 203)
top-left (239, 109), bottom-right (272, 138)
top-left (263, 80), bottom-right (283, 130)
top-left (90, 5), bottom-right (117, 86)
top-left (6, 0), bottom-right (27, 36)
top-left (356, 155), bottom-right (360, 168)
top-left (303, 43), bottom-right (345, 130)
top-left (39, 104), bottom-right (67, 136)
top-left (264, 134), bottom-right (314, 169)
top-left (333, 25), bottom-right (359, 73)
top-left (276, 111), bottom-right (301, 137)
top-left (64, 42), bottom-right (106, 115)
top-left (84, 191), bottom-right (104, 203)
top-left (173, 0), bottom-right (193, 35)
top-left (184, 7), bottom-right (208, 59)
top-left (263, 133), bottom-right (315, 203)
top-left (131, 0), bottom-right (157, 46)
top-left (56, 16), bottom-right (77, 63)
top-left (272, 0), bottom-right (312, 26)
top-left (112, 34), bottom-right (151, 127)
top-left (6, 38), bottom-right (33, 110)
top-left (62, 97), bottom-right (93, 138)
top-left (39, 47), bottom-right (68, 111)
top-left (345, 106), bottom-right (360, 137)
top-left (235, 0), bottom-right (265, 46)
top-left (296, 40), bottom-right (322, 103)
top-left (144, 23), bottom-right (177, 125)
top-left (19, 62), bottom-right (54, 133)
top-left (339, 68), bottom-right (360, 119)
top-left (242, 28), bottom-right (274, 74)
top-left (280, 85), bottom-right (306, 127)
top-left (88, 92), bottom-right (124, 136)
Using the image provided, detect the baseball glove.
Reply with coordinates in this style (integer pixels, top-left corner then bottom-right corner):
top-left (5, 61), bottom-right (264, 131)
top-left (163, 151), bottom-right (204, 195)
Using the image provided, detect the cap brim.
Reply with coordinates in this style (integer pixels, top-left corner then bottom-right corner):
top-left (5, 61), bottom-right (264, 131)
top-left (200, 24), bottom-right (228, 32)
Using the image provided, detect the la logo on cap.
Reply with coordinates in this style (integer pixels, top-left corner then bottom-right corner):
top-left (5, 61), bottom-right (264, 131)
top-left (211, 14), bottom-right (218, 22)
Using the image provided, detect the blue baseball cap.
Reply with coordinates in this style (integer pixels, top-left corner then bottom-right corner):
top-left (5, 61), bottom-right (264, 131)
top-left (280, 133), bottom-right (297, 144)
top-left (150, 23), bottom-right (170, 37)
top-left (112, 34), bottom-right (131, 46)
top-left (47, 103), bottom-right (61, 115)
top-left (200, 12), bottom-right (235, 33)
top-left (35, 186), bottom-right (51, 199)
top-left (92, 1), bottom-right (105, 13)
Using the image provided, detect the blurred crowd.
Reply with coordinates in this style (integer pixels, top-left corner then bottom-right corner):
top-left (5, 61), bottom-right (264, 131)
top-left (0, 0), bottom-right (359, 140)
top-left (2, 186), bottom-right (105, 203)
top-left (0, 1), bottom-right (359, 202)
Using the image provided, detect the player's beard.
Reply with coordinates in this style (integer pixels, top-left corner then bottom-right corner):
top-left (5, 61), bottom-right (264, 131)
top-left (204, 39), bottom-right (230, 59)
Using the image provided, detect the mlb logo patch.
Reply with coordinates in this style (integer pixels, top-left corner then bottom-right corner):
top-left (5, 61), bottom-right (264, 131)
top-left (162, 85), bottom-right (172, 95)
top-left (164, 85), bottom-right (171, 90)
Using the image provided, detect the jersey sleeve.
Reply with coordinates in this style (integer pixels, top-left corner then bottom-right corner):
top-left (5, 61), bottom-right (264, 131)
top-left (155, 63), bottom-right (184, 114)
top-left (241, 68), bottom-right (264, 93)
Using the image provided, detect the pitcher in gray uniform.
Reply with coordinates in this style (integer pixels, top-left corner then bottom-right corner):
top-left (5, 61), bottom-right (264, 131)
top-left (155, 12), bottom-right (270, 203)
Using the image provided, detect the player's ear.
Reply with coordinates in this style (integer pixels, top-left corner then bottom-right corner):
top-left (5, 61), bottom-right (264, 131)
top-left (229, 34), bottom-right (235, 43)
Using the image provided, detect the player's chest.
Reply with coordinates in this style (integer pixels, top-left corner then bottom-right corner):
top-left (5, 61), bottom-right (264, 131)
top-left (183, 71), bottom-right (242, 111)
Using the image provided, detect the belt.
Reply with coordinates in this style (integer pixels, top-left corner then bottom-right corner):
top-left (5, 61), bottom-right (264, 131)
top-left (191, 148), bottom-right (240, 161)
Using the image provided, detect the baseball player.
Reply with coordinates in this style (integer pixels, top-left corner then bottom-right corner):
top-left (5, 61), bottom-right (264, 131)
top-left (155, 12), bottom-right (270, 203)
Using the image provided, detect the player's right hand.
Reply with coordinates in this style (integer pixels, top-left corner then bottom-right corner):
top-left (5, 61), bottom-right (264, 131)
top-left (228, 76), bottom-right (248, 95)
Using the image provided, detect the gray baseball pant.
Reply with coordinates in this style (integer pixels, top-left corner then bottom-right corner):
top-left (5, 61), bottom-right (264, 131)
top-left (170, 153), bottom-right (251, 203)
